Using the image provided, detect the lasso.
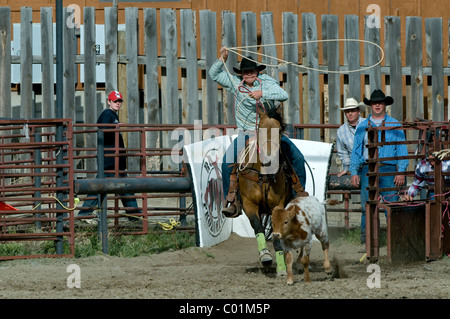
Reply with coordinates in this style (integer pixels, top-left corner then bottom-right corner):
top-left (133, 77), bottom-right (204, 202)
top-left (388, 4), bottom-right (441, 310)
top-left (225, 38), bottom-right (385, 74)
top-left (220, 39), bottom-right (384, 129)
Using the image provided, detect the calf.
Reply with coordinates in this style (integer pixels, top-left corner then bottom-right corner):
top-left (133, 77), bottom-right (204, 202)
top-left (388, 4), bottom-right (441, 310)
top-left (272, 196), bottom-right (333, 285)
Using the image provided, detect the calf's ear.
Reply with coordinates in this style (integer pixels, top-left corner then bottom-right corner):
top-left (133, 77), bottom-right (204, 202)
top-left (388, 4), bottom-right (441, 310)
top-left (287, 206), bottom-right (298, 219)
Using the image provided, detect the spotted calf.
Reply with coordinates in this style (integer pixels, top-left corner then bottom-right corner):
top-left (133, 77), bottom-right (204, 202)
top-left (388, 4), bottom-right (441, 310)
top-left (272, 196), bottom-right (334, 285)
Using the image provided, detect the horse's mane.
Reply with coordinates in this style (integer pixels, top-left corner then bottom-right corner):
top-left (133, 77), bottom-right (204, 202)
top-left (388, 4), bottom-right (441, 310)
top-left (265, 106), bottom-right (287, 133)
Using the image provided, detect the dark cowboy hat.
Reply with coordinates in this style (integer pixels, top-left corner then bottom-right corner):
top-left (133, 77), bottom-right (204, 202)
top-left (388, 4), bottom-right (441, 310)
top-left (233, 56), bottom-right (266, 74)
top-left (363, 89), bottom-right (394, 106)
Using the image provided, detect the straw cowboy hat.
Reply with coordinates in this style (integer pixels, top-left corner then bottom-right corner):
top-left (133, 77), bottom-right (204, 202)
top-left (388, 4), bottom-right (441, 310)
top-left (233, 56), bottom-right (266, 74)
top-left (340, 98), bottom-right (365, 111)
top-left (363, 89), bottom-right (394, 106)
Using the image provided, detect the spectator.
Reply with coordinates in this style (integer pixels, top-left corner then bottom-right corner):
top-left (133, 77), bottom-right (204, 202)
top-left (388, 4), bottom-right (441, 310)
top-left (78, 91), bottom-right (141, 225)
top-left (349, 89), bottom-right (408, 244)
top-left (336, 98), bottom-right (366, 177)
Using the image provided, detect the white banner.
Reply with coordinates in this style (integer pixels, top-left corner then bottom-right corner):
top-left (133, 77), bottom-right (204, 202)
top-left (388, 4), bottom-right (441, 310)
top-left (184, 136), bottom-right (333, 247)
top-left (183, 136), bottom-right (233, 247)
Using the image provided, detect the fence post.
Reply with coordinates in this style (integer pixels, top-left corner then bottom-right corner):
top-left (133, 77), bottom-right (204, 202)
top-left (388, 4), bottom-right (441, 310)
top-left (144, 8), bottom-right (160, 156)
top-left (364, 14), bottom-right (382, 94)
top-left (426, 18), bottom-right (444, 122)
top-left (282, 12), bottom-right (299, 135)
top-left (302, 12), bottom-right (320, 141)
top-left (200, 10), bottom-right (219, 124)
top-left (323, 14), bottom-right (339, 144)
top-left (41, 7), bottom-right (55, 119)
top-left (125, 7), bottom-right (140, 171)
top-left (406, 16), bottom-right (424, 120)
top-left (384, 16), bottom-right (402, 121)
top-left (20, 7), bottom-right (33, 119)
top-left (0, 7), bottom-right (11, 116)
top-left (222, 11), bottom-right (237, 125)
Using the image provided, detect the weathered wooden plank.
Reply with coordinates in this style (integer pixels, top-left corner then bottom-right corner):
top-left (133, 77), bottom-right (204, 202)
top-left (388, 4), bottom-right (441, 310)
top-left (160, 8), bottom-right (178, 125)
top-left (282, 12), bottom-right (299, 129)
top-left (324, 14), bottom-right (340, 143)
top-left (0, 7), bottom-right (11, 117)
top-left (240, 11), bottom-right (258, 60)
top-left (180, 9), bottom-right (199, 124)
top-left (125, 7), bottom-right (141, 170)
top-left (40, 7), bottom-right (54, 119)
top-left (425, 18), bottom-right (444, 122)
top-left (144, 7), bottom-right (160, 151)
top-left (302, 12), bottom-right (320, 141)
top-left (84, 7), bottom-right (97, 124)
top-left (20, 7), bottom-right (33, 118)
top-left (406, 17), bottom-right (424, 120)
top-left (160, 8), bottom-right (179, 170)
top-left (385, 16), bottom-right (403, 121)
top-left (260, 11), bottom-right (279, 82)
top-left (82, 8), bottom-right (97, 177)
top-left (221, 11), bottom-right (237, 125)
top-left (344, 15), bottom-right (361, 104)
top-left (63, 7), bottom-right (76, 121)
top-left (104, 7), bottom-right (118, 96)
top-left (125, 7), bottom-right (140, 125)
top-left (200, 10), bottom-right (218, 124)
top-left (364, 15), bottom-right (382, 93)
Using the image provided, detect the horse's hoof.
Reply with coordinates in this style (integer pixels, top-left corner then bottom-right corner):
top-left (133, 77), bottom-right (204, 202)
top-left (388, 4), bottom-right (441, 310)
top-left (277, 269), bottom-right (287, 277)
top-left (259, 248), bottom-right (273, 267)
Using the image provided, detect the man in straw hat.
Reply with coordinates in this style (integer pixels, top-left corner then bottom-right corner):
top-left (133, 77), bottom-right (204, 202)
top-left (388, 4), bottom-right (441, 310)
top-left (349, 89), bottom-right (408, 244)
top-left (336, 98), bottom-right (366, 177)
top-left (209, 47), bottom-right (306, 218)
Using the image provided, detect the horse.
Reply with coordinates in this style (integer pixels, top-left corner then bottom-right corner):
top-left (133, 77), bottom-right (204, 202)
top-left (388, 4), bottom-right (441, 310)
top-left (235, 104), bottom-right (300, 275)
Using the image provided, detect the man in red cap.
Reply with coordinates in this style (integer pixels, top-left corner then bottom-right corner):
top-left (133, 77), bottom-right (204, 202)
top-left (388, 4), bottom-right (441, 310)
top-left (78, 90), bottom-right (141, 225)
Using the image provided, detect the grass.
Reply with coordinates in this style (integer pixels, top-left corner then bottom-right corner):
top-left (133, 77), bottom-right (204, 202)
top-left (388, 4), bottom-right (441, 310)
top-left (0, 227), bottom-right (197, 259)
top-left (331, 227), bottom-right (387, 246)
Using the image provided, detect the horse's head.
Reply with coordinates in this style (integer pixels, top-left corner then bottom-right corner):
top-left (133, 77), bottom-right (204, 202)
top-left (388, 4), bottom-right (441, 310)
top-left (257, 102), bottom-right (285, 174)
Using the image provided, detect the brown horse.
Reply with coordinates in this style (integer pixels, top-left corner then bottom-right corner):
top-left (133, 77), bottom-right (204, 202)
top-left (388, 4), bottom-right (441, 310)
top-left (236, 104), bottom-right (293, 274)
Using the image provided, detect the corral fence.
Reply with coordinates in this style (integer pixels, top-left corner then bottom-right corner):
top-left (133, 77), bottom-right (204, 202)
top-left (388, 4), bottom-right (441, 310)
top-left (0, 7), bottom-right (449, 137)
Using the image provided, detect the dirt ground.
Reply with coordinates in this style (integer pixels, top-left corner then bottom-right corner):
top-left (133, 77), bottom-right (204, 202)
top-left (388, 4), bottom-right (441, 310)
top-left (0, 231), bottom-right (449, 301)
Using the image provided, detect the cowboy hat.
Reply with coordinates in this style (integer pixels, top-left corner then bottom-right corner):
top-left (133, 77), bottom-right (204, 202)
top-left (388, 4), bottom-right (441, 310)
top-left (363, 89), bottom-right (394, 106)
top-left (233, 56), bottom-right (266, 74)
top-left (340, 98), bottom-right (365, 111)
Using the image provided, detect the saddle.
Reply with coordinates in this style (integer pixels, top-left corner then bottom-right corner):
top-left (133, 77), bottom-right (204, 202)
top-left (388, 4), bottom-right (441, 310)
top-left (228, 146), bottom-right (308, 204)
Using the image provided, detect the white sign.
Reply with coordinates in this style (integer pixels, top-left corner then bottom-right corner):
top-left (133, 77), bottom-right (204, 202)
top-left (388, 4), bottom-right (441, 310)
top-left (184, 136), bottom-right (333, 247)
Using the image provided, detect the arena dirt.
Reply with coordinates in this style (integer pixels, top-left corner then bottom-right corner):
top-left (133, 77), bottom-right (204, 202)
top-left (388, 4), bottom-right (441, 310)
top-left (0, 232), bottom-right (449, 300)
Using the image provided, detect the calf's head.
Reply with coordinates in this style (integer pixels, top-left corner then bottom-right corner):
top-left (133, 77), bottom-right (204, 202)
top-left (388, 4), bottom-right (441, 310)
top-left (272, 205), bottom-right (298, 240)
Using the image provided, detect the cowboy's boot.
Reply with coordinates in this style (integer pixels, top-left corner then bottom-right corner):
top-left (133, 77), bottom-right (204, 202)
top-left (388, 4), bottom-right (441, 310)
top-left (222, 174), bottom-right (240, 218)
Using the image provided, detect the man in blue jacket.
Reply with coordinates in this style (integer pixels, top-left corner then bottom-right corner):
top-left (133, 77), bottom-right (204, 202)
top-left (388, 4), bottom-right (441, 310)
top-left (350, 89), bottom-right (408, 244)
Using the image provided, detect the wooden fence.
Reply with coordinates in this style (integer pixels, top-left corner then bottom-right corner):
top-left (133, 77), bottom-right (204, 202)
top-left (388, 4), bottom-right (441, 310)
top-left (0, 6), bottom-right (449, 147)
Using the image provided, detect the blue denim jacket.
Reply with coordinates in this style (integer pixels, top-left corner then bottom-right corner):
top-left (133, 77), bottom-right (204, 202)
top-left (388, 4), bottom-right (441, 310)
top-left (349, 114), bottom-right (409, 176)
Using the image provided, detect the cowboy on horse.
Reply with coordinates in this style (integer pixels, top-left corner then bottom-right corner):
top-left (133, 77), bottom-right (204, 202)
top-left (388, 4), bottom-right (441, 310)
top-left (209, 47), bottom-right (307, 271)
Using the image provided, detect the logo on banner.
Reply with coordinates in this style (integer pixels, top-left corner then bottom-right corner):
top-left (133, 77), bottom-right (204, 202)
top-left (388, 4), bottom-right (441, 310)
top-left (201, 148), bottom-right (226, 237)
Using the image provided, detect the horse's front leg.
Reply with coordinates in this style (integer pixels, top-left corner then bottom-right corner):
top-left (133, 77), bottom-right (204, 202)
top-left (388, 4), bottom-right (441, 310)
top-left (244, 204), bottom-right (273, 268)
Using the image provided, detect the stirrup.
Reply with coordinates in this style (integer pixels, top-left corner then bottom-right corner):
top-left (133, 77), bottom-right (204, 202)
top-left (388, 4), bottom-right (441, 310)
top-left (221, 202), bottom-right (240, 218)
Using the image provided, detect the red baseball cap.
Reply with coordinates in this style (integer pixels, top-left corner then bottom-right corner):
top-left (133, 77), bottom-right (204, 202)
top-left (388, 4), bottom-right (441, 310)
top-left (108, 91), bottom-right (123, 102)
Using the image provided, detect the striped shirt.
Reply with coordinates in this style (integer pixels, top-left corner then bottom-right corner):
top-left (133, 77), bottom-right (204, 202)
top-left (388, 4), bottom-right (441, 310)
top-left (407, 159), bottom-right (450, 198)
top-left (336, 117), bottom-right (365, 171)
top-left (208, 59), bottom-right (288, 131)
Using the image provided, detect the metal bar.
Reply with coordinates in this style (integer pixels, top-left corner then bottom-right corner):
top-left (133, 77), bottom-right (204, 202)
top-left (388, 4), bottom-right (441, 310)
top-left (74, 177), bottom-right (192, 195)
